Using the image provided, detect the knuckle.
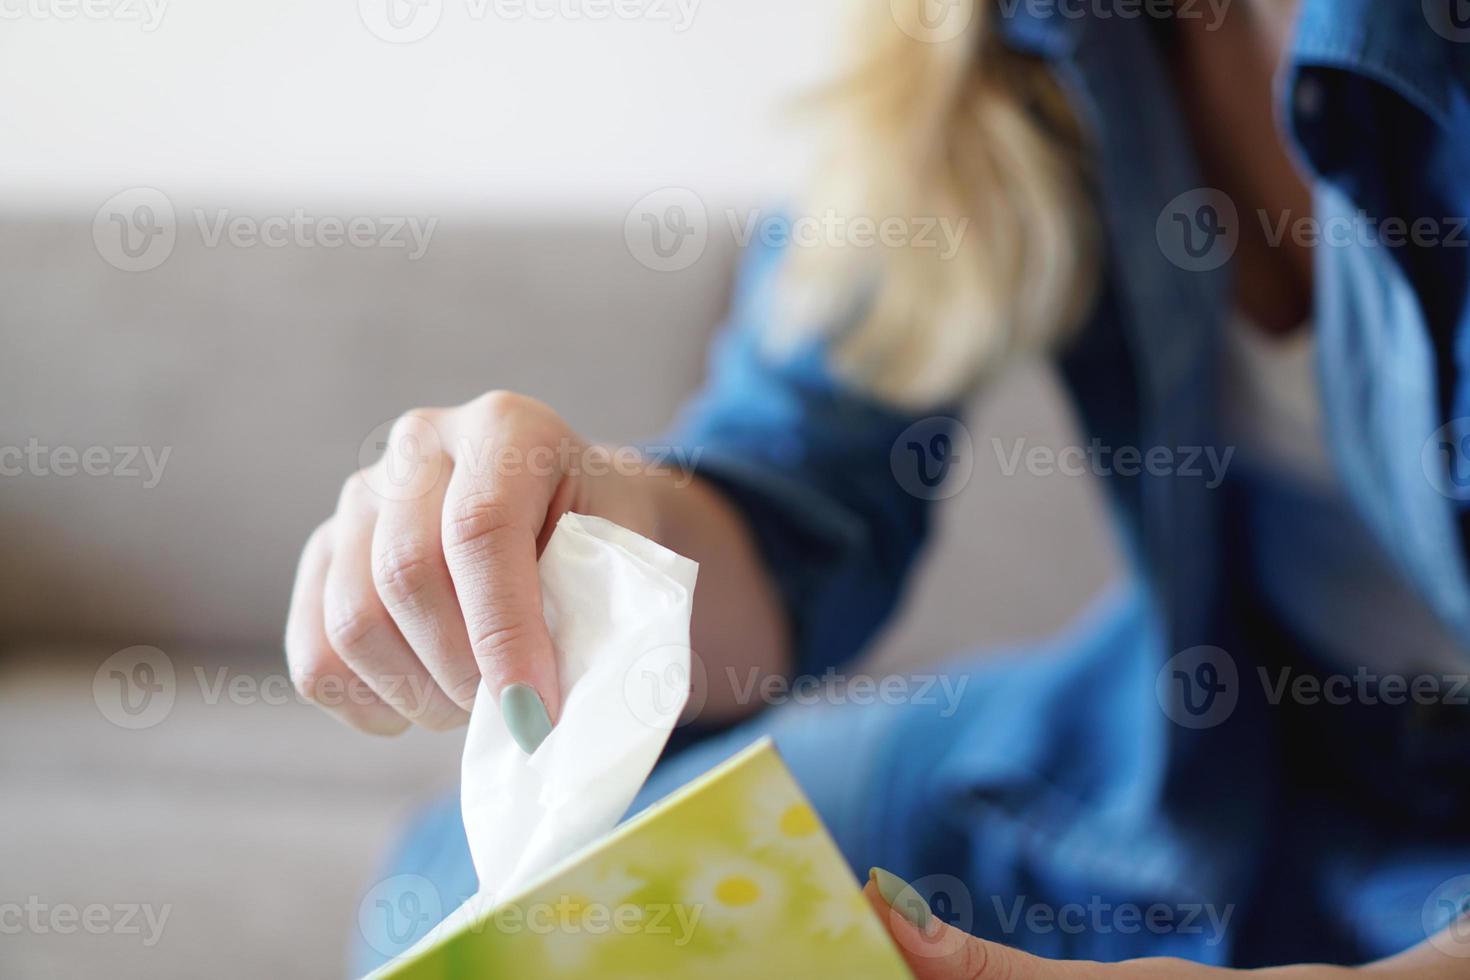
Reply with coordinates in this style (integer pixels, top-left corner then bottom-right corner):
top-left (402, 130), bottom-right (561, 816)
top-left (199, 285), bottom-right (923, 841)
top-left (387, 407), bottom-right (442, 445)
top-left (288, 658), bottom-right (334, 703)
top-left (959, 939), bottom-right (1022, 980)
top-left (366, 670), bottom-right (462, 732)
top-left (416, 702), bottom-right (469, 733)
top-left (443, 669), bottom-right (484, 707)
top-left (336, 470), bottom-right (374, 511)
top-left (471, 389), bottom-right (530, 418)
top-left (287, 654), bottom-right (411, 736)
top-left (306, 518), bottom-right (334, 552)
top-left (442, 493), bottom-right (517, 555)
top-left (323, 599), bottom-right (388, 653)
top-left (957, 942), bottom-right (993, 980)
top-left (468, 390), bottom-right (559, 431)
top-left (468, 619), bottom-right (531, 668)
top-left (371, 541), bottom-right (439, 606)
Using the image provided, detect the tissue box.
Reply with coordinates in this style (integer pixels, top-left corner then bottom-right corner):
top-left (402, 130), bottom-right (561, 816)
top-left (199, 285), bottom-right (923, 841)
top-left (372, 738), bottom-right (912, 978)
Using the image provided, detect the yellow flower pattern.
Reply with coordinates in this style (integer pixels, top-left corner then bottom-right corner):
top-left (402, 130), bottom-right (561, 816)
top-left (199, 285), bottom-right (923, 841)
top-left (373, 738), bottom-right (911, 979)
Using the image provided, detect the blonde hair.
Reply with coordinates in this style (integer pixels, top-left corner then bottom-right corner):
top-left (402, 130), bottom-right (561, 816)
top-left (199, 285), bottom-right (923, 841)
top-left (769, 0), bottom-right (1099, 408)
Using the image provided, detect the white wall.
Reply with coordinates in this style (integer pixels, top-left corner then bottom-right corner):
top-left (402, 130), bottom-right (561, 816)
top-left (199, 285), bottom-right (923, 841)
top-left (0, 0), bottom-right (844, 213)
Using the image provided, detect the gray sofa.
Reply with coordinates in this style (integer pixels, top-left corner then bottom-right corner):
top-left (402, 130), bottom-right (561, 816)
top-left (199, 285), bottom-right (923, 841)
top-left (1, 212), bottom-right (1114, 657)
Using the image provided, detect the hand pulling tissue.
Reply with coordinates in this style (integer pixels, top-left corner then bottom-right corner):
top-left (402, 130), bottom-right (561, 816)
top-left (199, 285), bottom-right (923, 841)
top-left (415, 512), bottom-right (699, 947)
top-left (369, 513), bottom-right (914, 978)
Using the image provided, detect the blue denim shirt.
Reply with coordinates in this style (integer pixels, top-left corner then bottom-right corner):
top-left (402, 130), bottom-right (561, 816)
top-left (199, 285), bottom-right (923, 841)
top-left (670, 0), bottom-right (1470, 677)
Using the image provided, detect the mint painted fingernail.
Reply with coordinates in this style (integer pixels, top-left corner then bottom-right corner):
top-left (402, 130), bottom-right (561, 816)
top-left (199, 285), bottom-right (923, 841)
top-left (500, 683), bottom-right (552, 754)
top-left (870, 867), bottom-right (932, 931)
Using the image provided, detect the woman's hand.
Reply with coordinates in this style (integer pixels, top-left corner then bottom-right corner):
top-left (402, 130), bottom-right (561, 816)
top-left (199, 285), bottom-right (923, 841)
top-left (864, 868), bottom-right (1470, 980)
top-left (284, 391), bottom-right (660, 747)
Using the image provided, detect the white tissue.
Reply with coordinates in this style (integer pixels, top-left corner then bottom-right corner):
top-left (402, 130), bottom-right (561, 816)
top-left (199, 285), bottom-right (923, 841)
top-left (442, 512), bottom-right (698, 936)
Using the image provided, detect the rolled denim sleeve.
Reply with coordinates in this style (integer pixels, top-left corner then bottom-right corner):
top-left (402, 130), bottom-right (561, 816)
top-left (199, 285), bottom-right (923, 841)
top-left (663, 234), bottom-right (960, 676)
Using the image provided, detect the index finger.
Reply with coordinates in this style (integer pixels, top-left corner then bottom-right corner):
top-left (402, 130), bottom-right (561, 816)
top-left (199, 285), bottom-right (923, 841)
top-left (438, 393), bottom-right (564, 754)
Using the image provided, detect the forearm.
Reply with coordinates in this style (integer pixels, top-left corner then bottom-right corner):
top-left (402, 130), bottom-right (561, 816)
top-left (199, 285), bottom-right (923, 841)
top-left (647, 471), bottom-right (792, 722)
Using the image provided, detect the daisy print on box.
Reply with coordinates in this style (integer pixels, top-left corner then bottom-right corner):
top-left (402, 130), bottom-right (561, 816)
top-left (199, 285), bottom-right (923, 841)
top-left (372, 738), bottom-right (911, 979)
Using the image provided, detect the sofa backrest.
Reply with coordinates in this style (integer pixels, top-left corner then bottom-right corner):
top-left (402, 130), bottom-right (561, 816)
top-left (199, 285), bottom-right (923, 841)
top-left (0, 214), bottom-right (1117, 669)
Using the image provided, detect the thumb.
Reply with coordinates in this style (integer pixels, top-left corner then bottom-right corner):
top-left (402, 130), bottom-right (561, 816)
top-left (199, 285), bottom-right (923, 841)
top-left (863, 868), bottom-right (1105, 980)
